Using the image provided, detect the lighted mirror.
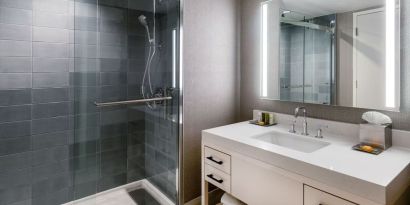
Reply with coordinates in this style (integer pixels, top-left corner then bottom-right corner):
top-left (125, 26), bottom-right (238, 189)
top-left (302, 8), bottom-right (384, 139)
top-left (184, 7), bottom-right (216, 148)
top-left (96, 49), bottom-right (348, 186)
top-left (261, 0), bottom-right (402, 112)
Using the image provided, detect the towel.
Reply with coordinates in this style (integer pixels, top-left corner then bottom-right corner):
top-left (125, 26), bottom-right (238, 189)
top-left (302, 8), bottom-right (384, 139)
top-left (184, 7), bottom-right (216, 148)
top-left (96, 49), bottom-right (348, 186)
top-left (221, 193), bottom-right (246, 205)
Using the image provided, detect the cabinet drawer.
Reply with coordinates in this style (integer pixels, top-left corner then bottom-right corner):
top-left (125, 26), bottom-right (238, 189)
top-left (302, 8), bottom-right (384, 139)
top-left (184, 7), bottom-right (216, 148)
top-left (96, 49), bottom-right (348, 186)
top-left (204, 146), bottom-right (231, 174)
top-left (205, 164), bottom-right (231, 193)
top-left (304, 185), bottom-right (357, 205)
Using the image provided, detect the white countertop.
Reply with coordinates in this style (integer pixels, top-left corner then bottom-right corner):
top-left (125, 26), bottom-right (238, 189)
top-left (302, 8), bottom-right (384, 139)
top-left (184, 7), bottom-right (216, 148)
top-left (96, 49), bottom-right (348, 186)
top-left (202, 121), bottom-right (410, 204)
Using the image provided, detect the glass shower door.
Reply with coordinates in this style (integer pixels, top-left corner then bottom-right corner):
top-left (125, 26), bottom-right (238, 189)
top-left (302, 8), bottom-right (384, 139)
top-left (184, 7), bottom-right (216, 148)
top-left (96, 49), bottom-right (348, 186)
top-left (72, 0), bottom-right (180, 204)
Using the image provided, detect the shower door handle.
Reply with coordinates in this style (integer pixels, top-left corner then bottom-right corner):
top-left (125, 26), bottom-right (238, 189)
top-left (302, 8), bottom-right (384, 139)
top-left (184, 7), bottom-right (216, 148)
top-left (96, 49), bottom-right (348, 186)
top-left (94, 96), bottom-right (172, 107)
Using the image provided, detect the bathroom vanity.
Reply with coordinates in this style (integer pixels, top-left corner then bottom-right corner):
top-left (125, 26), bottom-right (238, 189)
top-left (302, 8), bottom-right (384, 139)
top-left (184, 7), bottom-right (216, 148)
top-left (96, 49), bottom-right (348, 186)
top-left (201, 112), bottom-right (410, 205)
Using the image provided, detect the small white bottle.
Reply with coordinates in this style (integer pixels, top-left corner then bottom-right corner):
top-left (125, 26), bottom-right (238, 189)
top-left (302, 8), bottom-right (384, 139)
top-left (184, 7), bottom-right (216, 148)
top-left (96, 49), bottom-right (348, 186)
top-left (269, 113), bottom-right (275, 125)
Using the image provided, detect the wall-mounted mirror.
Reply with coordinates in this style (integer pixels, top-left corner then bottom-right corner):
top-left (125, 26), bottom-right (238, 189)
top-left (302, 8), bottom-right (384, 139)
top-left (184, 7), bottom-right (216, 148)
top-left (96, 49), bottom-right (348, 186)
top-left (260, 0), bottom-right (402, 112)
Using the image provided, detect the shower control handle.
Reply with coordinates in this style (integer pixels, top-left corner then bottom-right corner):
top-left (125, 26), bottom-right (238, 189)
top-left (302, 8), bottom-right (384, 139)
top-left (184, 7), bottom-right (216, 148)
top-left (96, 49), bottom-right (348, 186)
top-left (206, 156), bottom-right (223, 165)
top-left (206, 174), bottom-right (224, 184)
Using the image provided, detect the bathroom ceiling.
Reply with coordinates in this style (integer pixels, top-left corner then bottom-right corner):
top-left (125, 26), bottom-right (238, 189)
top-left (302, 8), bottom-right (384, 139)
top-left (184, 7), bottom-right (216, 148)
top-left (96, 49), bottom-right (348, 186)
top-left (281, 0), bottom-right (385, 18)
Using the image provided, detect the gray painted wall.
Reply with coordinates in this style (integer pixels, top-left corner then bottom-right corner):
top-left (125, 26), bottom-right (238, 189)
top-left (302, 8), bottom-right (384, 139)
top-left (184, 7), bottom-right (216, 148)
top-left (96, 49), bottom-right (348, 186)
top-left (182, 0), bottom-right (240, 202)
top-left (240, 0), bottom-right (410, 131)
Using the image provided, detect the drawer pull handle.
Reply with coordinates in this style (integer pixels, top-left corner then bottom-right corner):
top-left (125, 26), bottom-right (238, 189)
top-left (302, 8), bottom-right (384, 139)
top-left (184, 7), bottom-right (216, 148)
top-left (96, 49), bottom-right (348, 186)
top-left (206, 156), bottom-right (223, 165)
top-left (207, 174), bottom-right (224, 183)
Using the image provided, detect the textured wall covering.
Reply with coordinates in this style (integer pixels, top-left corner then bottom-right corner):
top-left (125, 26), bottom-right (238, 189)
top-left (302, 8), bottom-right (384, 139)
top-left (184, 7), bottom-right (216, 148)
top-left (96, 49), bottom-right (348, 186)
top-left (240, 0), bottom-right (410, 131)
top-left (183, 0), bottom-right (240, 202)
top-left (0, 0), bottom-right (179, 205)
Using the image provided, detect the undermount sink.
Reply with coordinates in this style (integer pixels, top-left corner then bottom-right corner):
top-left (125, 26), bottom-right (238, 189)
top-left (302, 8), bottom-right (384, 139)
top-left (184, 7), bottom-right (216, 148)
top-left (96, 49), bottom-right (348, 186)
top-left (253, 131), bottom-right (330, 153)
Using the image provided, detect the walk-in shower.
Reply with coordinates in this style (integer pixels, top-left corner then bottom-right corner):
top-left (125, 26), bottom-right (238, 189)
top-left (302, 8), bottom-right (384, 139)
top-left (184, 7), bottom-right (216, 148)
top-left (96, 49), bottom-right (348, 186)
top-left (0, 0), bottom-right (181, 205)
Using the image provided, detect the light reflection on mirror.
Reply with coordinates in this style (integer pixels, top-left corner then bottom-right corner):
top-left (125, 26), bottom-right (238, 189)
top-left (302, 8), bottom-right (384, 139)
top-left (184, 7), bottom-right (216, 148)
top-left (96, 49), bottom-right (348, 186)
top-left (260, 0), bottom-right (401, 112)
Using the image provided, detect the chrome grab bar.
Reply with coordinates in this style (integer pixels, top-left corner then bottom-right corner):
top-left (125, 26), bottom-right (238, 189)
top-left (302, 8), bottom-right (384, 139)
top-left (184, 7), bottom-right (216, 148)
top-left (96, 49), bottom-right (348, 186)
top-left (94, 96), bottom-right (172, 108)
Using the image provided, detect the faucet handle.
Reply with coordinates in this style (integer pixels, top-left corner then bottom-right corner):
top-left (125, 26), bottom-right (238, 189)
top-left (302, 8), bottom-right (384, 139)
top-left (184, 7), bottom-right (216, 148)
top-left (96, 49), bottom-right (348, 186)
top-left (315, 125), bottom-right (328, 138)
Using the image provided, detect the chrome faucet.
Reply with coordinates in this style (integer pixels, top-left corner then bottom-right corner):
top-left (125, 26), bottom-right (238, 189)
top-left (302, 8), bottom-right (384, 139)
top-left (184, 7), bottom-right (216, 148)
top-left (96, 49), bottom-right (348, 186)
top-left (294, 107), bottom-right (309, 136)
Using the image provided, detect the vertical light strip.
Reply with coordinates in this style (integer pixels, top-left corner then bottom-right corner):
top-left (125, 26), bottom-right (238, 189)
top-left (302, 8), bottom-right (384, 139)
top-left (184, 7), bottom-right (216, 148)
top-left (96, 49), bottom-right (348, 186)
top-left (385, 0), bottom-right (396, 108)
top-left (172, 29), bottom-right (177, 88)
top-left (261, 3), bottom-right (268, 97)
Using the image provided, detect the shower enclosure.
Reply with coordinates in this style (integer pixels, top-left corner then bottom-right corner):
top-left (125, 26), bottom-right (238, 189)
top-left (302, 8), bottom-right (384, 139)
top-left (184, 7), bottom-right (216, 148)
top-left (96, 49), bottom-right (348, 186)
top-left (0, 0), bottom-right (181, 205)
top-left (279, 11), bottom-right (336, 105)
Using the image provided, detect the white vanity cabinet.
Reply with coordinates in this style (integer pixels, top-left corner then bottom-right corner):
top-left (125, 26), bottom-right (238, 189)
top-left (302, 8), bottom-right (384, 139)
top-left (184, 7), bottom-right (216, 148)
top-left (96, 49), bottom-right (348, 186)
top-left (230, 154), bottom-right (303, 205)
top-left (201, 145), bottom-right (375, 205)
top-left (304, 185), bottom-right (357, 205)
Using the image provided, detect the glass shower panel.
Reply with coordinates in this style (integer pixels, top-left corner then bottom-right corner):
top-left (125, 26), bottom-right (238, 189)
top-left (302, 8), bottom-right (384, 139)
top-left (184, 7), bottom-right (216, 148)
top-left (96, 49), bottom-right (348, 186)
top-left (73, 0), bottom-right (180, 204)
top-left (279, 23), bottom-right (304, 102)
top-left (279, 12), bottom-right (335, 104)
top-left (303, 15), bottom-right (335, 105)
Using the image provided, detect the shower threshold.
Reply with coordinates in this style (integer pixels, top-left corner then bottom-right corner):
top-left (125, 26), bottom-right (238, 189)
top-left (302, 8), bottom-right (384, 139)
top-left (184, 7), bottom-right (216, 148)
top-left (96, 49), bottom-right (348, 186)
top-left (64, 179), bottom-right (174, 205)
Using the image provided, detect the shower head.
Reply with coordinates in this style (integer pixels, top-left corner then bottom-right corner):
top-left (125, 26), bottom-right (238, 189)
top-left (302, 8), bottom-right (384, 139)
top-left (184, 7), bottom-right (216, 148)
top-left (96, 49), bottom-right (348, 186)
top-left (138, 15), bottom-right (148, 26)
top-left (138, 15), bottom-right (154, 44)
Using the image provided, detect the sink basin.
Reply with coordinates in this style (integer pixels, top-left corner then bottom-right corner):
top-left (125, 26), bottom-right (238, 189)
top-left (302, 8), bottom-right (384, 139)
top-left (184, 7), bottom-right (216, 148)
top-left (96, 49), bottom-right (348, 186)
top-left (253, 131), bottom-right (330, 153)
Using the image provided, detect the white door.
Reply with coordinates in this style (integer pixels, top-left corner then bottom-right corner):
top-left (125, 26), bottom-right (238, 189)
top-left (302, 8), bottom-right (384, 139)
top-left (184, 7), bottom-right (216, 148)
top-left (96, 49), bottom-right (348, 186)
top-left (353, 9), bottom-right (386, 110)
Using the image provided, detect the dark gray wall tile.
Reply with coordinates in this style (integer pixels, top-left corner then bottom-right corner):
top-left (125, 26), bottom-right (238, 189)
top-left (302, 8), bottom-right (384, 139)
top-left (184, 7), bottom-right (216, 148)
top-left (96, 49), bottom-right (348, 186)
top-left (33, 0), bottom-right (69, 14)
top-left (0, 57), bottom-right (32, 72)
top-left (0, 24), bottom-right (31, 41)
top-left (100, 85), bottom-right (127, 101)
top-left (100, 33), bottom-right (127, 46)
top-left (31, 187), bottom-right (72, 205)
top-left (0, 121), bottom-right (31, 139)
top-left (32, 102), bottom-right (69, 119)
top-left (99, 19), bottom-right (126, 34)
top-left (72, 72), bottom-right (99, 86)
top-left (0, 152), bottom-right (30, 173)
top-left (33, 42), bottom-right (69, 58)
top-left (31, 160), bottom-right (70, 183)
top-left (32, 88), bottom-right (70, 103)
top-left (0, 168), bottom-right (30, 188)
top-left (30, 145), bottom-right (69, 166)
top-left (33, 12), bottom-right (70, 29)
top-left (31, 116), bottom-right (69, 135)
top-left (33, 27), bottom-right (69, 43)
top-left (74, 2), bottom-right (97, 18)
top-left (72, 44), bottom-right (98, 58)
top-left (0, 0), bottom-right (32, 10)
top-left (0, 136), bottom-right (30, 155)
top-left (100, 45), bottom-right (127, 59)
top-left (98, 173), bottom-right (126, 191)
top-left (72, 58), bottom-right (98, 72)
top-left (33, 73), bottom-right (69, 88)
top-left (0, 89), bottom-right (31, 106)
top-left (71, 30), bottom-right (97, 45)
top-left (33, 58), bottom-right (69, 72)
top-left (0, 40), bottom-right (31, 57)
top-left (0, 7), bottom-right (32, 25)
top-left (74, 16), bottom-right (98, 31)
top-left (31, 172), bottom-right (72, 198)
top-left (101, 58), bottom-right (127, 72)
top-left (0, 105), bottom-right (31, 123)
top-left (0, 74), bottom-right (31, 89)
top-left (101, 72), bottom-right (127, 85)
top-left (31, 131), bottom-right (69, 150)
top-left (0, 185), bottom-right (31, 205)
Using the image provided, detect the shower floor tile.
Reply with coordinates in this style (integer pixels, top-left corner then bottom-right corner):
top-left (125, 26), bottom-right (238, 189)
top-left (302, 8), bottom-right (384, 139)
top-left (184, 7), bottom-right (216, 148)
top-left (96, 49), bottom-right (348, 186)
top-left (128, 189), bottom-right (161, 205)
